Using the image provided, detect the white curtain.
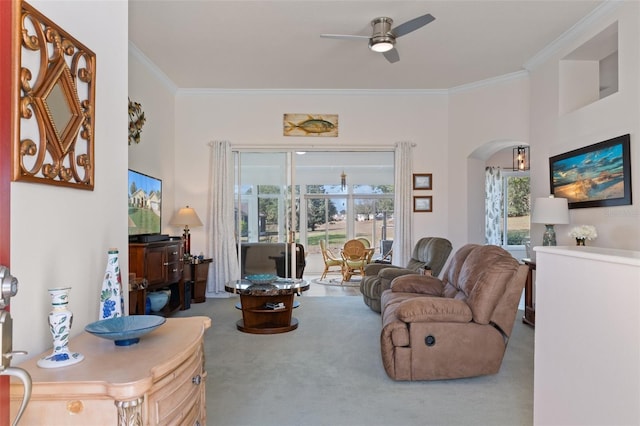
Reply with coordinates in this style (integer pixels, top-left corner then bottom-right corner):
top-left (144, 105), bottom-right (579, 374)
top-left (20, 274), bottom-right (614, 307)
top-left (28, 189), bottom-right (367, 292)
top-left (206, 141), bottom-right (241, 296)
top-left (393, 141), bottom-right (414, 266)
top-left (485, 167), bottom-right (502, 245)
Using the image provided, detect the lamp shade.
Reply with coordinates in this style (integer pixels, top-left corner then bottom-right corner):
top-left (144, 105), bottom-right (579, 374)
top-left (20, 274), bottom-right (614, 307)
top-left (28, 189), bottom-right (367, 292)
top-left (169, 206), bottom-right (203, 228)
top-left (531, 196), bottom-right (569, 224)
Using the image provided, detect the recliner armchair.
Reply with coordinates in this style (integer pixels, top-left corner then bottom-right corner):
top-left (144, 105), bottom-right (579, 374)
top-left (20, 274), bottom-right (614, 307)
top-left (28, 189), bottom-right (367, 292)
top-left (360, 237), bottom-right (452, 313)
top-left (379, 244), bottom-right (527, 381)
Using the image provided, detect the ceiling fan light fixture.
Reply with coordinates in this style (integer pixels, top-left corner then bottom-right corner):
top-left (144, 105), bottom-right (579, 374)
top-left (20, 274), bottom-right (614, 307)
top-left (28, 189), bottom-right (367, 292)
top-left (369, 37), bottom-right (395, 52)
top-left (369, 17), bottom-right (395, 53)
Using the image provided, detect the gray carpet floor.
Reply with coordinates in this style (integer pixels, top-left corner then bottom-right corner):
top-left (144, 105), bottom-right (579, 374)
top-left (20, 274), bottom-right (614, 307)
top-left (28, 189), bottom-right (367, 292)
top-left (177, 295), bottom-right (534, 426)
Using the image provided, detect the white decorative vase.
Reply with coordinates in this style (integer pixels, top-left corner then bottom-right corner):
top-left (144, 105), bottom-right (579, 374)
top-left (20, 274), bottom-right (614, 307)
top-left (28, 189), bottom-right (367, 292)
top-left (37, 287), bottom-right (84, 368)
top-left (99, 249), bottom-right (123, 320)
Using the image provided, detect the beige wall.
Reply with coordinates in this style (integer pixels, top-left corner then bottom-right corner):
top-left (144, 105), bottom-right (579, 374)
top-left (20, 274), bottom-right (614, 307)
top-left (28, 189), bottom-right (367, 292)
top-left (127, 1), bottom-right (639, 274)
top-left (448, 75), bottom-right (531, 248)
top-left (128, 46), bottom-right (177, 236)
top-left (130, 2), bottom-right (640, 258)
top-left (529, 1), bottom-right (640, 251)
top-left (171, 91), bottom-right (452, 257)
top-left (11, 1), bottom-right (129, 358)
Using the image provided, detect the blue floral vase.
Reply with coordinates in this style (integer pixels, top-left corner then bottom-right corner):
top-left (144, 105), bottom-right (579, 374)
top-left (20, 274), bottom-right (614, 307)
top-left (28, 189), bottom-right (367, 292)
top-left (37, 287), bottom-right (84, 368)
top-left (99, 249), bottom-right (123, 320)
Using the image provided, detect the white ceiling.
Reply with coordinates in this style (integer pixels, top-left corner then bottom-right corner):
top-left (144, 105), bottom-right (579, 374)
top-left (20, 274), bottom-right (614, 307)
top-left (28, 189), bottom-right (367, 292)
top-left (128, 0), bottom-right (605, 91)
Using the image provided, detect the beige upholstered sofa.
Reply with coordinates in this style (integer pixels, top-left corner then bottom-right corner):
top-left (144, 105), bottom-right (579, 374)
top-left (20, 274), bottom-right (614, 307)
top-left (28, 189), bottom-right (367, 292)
top-left (380, 244), bottom-right (527, 381)
top-left (360, 237), bottom-right (452, 313)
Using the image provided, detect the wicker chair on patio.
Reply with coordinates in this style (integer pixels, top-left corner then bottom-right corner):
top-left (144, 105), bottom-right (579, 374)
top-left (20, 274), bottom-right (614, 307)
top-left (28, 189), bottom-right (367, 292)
top-left (319, 240), bottom-right (343, 280)
top-left (341, 239), bottom-right (374, 282)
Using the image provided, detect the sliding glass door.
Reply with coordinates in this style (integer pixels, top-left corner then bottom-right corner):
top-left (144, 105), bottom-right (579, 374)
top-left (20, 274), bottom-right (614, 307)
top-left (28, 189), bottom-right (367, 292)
top-left (234, 151), bottom-right (394, 276)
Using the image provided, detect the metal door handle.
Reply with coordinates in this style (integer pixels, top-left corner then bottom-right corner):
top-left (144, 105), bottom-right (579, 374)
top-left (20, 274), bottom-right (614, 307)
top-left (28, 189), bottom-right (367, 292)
top-left (1, 366), bottom-right (32, 426)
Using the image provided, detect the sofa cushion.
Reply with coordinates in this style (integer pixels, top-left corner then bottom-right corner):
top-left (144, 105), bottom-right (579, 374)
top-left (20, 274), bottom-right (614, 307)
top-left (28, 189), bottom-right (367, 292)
top-left (395, 297), bottom-right (472, 323)
top-left (390, 274), bottom-right (444, 296)
top-left (446, 245), bottom-right (518, 324)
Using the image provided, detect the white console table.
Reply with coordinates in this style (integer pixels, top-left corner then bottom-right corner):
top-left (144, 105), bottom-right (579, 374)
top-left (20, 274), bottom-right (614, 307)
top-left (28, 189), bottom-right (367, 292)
top-left (533, 246), bottom-right (640, 426)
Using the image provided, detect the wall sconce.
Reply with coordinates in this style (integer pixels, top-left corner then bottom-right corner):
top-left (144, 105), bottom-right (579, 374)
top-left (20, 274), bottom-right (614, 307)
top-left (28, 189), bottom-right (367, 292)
top-left (513, 146), bottom-right (530, 171)
top-left (531, 195), bottom-right (569, 246)
top-left (169, 206), bottom-right (203, 256)
top-left (341, 171), bottom-right (347, 191)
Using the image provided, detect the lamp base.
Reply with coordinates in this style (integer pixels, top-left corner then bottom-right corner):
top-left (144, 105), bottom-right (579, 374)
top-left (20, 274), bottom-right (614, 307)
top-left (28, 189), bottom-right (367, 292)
top-left (183, 229), bottom-right (191, 256)
top-left (542, 224), bottom-right (557, 246)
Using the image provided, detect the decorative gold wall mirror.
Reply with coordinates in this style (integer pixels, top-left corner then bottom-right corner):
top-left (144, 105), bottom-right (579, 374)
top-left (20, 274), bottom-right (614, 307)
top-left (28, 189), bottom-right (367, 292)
top-left (14, 1), bottom-right (96, 190)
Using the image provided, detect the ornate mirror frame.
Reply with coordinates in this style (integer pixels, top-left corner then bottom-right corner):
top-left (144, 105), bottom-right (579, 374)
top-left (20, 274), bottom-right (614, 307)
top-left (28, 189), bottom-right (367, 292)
top-left (14, 1), bottom-right (96, 190)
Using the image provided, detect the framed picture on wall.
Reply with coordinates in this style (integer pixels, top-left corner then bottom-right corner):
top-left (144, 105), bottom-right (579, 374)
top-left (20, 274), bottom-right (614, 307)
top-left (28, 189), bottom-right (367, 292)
top-left (413, 196), bottom-right (433, 212)
top-left (413, 173), bottom-right (432, 190)
top-left (549, 134), bottom-right (632, 209)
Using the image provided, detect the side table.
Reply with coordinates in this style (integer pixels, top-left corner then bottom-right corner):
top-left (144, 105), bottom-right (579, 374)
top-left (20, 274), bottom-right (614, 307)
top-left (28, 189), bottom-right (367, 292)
top-left (183, 258), bottom-right (212, 303)
top-left (522, 258), bottom-right (536, 327)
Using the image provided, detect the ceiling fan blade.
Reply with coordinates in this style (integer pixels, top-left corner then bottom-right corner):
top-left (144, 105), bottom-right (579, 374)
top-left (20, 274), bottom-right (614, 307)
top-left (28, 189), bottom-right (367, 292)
top-left (392, 13), bottom-right (435, 38)
top-left (383, 48), bottom-right (400, 63)
top-left (320, 34), bottom-right (370, 40)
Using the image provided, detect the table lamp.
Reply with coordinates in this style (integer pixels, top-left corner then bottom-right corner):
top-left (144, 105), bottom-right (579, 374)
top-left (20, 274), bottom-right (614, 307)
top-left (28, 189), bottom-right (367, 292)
top-left (170, 206), bottom-right (203, 256)
top-left (531, 195), bottom-right (569, 246)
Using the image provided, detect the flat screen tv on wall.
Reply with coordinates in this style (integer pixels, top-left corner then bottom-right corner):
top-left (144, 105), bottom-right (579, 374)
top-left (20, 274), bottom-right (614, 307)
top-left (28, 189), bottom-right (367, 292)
top-left (549, 134), bottom-right (631, 209)
top-left (128, 169), bottom-right (162, 237)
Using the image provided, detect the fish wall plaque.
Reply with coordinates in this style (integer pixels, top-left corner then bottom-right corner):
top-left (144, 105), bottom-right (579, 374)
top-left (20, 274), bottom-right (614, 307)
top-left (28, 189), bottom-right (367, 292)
top-left (283, 114), bottom-right (338, 137)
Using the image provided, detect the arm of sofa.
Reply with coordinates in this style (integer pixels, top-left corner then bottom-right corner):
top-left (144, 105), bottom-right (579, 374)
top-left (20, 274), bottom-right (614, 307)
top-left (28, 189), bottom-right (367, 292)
top-left (378, 267), bottom-right (419, 281)
top-left (363, 263), bottom-right (390, 276)
top-left (395, 297), bottom-right (473, 324)
top-left (390, 274), bottom-right (444, 296)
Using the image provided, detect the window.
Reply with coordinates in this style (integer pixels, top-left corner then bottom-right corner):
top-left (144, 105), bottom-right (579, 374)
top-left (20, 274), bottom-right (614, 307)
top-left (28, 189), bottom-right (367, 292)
top-left (501, 172), bottom-right (530, 246)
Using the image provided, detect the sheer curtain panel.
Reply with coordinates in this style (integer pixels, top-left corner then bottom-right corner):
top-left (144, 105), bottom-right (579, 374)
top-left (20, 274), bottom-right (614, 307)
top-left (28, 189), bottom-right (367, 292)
top-left (206, 141), bottom-right (241, 296)
top-left (393, 142), bottom-right (414, 266)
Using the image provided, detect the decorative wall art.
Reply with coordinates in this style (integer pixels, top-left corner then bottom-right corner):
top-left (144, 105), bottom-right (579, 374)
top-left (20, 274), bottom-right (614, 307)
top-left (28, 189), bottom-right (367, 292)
top-left (413, 173), bottom-right (432, 190)
top-left (413, 196), bottom-right (433, 212)
top-left (549, 134), bottom-right (631, 209)
top-left (128, 98), bottom-right (146, 145)
top-left (283, 114), bottom-right (338, 137)
top-left (14, 2), bottom-right (96, 190)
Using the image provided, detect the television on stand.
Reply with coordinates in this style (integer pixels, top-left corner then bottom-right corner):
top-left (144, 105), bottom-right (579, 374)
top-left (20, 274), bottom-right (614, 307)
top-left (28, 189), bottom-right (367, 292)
top-left (128, 169), bottom-right (169, 242)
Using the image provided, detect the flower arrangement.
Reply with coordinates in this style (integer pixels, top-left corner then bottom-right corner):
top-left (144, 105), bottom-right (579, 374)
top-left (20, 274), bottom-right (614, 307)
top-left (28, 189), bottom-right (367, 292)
top-left (569, 225), bottom-right (598, 240)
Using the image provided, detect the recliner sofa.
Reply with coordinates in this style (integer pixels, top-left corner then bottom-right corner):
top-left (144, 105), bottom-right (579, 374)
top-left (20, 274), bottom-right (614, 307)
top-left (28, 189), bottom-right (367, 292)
top-left (379, 244), bottom-right (527, 381)
top-left (360, 237), bottom-right (452, 313)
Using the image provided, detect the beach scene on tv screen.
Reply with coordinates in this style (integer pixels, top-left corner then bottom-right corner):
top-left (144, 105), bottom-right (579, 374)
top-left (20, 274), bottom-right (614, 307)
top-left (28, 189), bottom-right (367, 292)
top-left (552, 143), bottom-right (625, 203)
top-left (128, 170), bottom-right (161, 235)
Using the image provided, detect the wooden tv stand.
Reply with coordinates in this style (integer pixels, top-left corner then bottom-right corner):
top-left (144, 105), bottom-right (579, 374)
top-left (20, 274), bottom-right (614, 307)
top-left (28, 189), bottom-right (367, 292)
top-left (129, 239), bottom-right (185, 315)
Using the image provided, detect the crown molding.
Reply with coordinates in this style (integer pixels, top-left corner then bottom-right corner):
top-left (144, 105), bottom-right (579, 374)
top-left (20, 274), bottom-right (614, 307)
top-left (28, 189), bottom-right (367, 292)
top-left (524, 0), bottom-right (624, 71)
top-left (175, 88), bottom-right (448, 97)
top-left (128, 41), bottom-right (178, 93)
top-left (448, 70), bottom-right (529, 94)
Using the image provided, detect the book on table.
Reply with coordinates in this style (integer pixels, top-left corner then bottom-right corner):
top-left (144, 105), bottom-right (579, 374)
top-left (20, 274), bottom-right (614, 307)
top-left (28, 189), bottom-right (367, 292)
top-left (264, 302), bottom-right (286, 310)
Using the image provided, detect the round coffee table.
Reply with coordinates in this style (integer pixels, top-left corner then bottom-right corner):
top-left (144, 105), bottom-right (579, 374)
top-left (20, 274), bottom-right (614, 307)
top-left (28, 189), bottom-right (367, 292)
top-left (225, 279), bottom-right (309, 334)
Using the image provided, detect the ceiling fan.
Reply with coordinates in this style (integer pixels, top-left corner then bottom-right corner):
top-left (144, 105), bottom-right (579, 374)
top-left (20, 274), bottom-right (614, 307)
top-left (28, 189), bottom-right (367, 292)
top-left (320, 13), bottom-right (435, 63)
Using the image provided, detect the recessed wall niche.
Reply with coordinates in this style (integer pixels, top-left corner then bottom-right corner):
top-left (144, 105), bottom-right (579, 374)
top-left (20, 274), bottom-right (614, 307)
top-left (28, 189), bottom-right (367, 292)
top-left (559, 22), bottom-right (618, 115)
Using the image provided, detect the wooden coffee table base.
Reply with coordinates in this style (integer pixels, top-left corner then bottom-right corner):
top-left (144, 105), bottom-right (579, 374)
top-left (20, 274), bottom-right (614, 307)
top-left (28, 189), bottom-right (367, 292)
top-left (237, 292), bottom-right (297, 334)
top-left (236, 317), bottom-right (299, 334)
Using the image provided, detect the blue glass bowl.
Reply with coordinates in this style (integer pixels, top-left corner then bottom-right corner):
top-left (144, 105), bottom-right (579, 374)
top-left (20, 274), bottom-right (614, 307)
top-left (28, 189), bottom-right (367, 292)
top-left (85, 315), bottom-right (166, 346)
top-left (245, 274), bottom-right (278, 284)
